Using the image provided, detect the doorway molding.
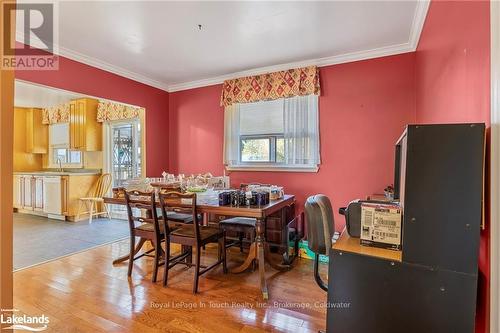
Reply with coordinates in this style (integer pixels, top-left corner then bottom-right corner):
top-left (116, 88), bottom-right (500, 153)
top-left (490, 1), bottom-right (500, 332)
top-left (0, 0), bottom-right (15, 325)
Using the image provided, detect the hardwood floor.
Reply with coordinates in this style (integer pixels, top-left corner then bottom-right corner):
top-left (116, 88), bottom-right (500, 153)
top-left (13, 240), bottom-right (327, 332)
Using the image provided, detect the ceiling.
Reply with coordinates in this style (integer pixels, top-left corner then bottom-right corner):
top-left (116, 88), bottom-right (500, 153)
top-left (17, 1), bottom-right (429, 92)
top-left (14, 80), bottom-right (83, 108)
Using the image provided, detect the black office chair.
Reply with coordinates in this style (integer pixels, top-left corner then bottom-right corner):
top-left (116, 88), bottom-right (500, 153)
top-left (304, 194), bottom-right (335, 292)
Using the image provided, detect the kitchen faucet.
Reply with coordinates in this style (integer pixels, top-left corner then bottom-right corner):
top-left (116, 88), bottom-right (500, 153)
top-left (56, 157), bottom-right (63, 172)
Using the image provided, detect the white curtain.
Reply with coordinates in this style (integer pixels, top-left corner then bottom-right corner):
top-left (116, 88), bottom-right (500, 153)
top-left (223, 103), bottom-right (240, 165)
top-left (224, 94), bottom-right (320, 168)
top-left (283, 94), bottom-right (320, 166)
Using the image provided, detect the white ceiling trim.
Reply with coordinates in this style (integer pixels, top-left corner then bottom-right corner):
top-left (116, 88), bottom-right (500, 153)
top-left (168, 42), bottom-right (415, 92)
top-left (16, 1), bottom-right (429, 94)
top-left (408, 0), bottom-right (430, 50)
top-left (57, 45), bottom-right (170, 91)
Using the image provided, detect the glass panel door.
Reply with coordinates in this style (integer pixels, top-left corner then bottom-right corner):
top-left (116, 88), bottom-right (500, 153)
top-left (107, 119), bottom-right (141, 217)
top-left (111, 120), bottom-right (141, 187)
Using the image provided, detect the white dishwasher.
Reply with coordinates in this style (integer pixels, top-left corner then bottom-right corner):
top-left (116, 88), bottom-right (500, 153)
top-left (43, 176), bottom-right (63, 217)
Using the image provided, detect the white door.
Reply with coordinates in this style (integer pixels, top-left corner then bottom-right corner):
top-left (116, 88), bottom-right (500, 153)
top-left (104, 119), bottom-right (142, 218)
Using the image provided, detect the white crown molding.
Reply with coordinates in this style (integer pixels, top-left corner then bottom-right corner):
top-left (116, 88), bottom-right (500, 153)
top-left (408, 0), bottom-right (430, 50)
top-left (15, 31), bottom-right (170, 92)
top-left (16, 1), bottom-right (429, 94)
top-left (168, 1), bottom-right (430, 92)
top-left (167, 42), bottom-right (415, 92)
top-left (56, 45), bottom-right (170, 91)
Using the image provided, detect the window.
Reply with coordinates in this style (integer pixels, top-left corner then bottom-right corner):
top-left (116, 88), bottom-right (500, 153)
top-left (224, 94), bottom-right (320, 171)
top-left (53, 148), bottom-right (82, 165)
top-left (240, 136), bottom-right (285, 163)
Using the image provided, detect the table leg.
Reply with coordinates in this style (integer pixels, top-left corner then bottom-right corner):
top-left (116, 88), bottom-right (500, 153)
top-left (264, 243), bottom-right (291, 272)
top-left (230, 242), bottom-right (257, 273)
top-left (113, 238), bottom-right (147, 264)
top-left (256, 217), bottom-right (269, 300)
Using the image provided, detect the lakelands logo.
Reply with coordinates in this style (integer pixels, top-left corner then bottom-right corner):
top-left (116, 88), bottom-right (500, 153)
top-left (0, 309), bottom-right (49, 331)
top-left (1, 1), bottom-right (59, 70)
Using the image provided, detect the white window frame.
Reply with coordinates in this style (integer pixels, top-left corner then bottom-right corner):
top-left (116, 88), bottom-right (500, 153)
top-left (225, 96), bottom-right (320, 173)
top-left (239, 134), bottom-right (284, 164)
top-left (51, 148), bottom-right (83, 167)
top-left (47, 125), bottom-right (84, 168)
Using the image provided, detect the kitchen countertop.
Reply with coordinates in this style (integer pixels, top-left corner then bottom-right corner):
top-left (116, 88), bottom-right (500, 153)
top-left (14, 170), bottom-right (102, 176)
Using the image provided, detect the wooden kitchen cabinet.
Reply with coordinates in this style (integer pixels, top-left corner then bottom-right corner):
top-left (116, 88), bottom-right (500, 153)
top-left (33, 176), bottom-right (44, 211)
top-left (13, 175), bottom-right (23, 209)
top-left (25, 108), bottom-right (48, 154)
top-left (23, 176), bottom-right (33, 209)
top-left (13, 173), bottom-right (99, 220)
top-left (14, 175), bottom-right (45, 211)
top-left (69, 98), bottom-right (101, 151)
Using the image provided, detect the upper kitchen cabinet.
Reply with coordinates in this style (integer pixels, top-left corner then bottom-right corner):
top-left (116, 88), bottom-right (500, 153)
top-left (69, 98), bottom-right (102, 151)
top-left (24, 108), bottom-right (48, 154)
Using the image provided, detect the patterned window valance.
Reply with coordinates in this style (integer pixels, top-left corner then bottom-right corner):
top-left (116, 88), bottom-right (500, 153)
top-left (220, 65), bottom-right (320, 107)
top-left (97, 101), bottom-right (144, 122)
top-left (42, 103), bottom-right (70, 124)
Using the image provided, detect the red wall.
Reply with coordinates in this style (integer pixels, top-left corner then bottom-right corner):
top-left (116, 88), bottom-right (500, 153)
top-left (169, 53), bottom-right (417, 229)
top-left (415, 1), bottom-right (490, 332)
top-left (15, 55), bottom-right (170, 176)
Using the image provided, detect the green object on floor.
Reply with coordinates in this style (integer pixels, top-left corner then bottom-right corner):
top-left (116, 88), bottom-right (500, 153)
top-left (293, 240), bottom-right (329, 263)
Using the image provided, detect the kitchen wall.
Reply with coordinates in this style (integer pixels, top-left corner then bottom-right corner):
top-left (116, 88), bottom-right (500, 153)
top-left (13, 108), bottom-right (43, 172)
top-left (168, 52), bottom-right (417, 228)
top-left (15, 51), bottom-right (170, 177)
top-left (414, 0), bottom-right (490, 332)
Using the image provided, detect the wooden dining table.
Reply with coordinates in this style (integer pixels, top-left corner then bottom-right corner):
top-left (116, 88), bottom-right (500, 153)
top-left (103, 194), bottom-right (295, 299)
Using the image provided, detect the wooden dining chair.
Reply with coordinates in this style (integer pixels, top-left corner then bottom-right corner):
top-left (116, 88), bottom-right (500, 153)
top-left (77, 173), bottom-right (112, 223)
top-left (158, 186), bottom-right (195, 228)
top-left (124, 190), bottom-right (164, 283)
top-left (158, 191), bottom-right (227, 293)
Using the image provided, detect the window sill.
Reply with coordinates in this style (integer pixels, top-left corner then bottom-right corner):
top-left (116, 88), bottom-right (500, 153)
top-left (226, 165), bottom-right (319, 173)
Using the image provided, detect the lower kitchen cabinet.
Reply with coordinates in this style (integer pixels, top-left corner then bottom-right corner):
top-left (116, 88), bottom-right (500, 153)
top-left (34, 176), bottom-right (44, 211)
top-left (23, 175), bottom-right (33, 209)
top-left (13, 175), bottom-right (23, 209)
top-left (13, 173), bottom-right (99, 220)
top-left (14, 174), bottom-right (43, 211)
